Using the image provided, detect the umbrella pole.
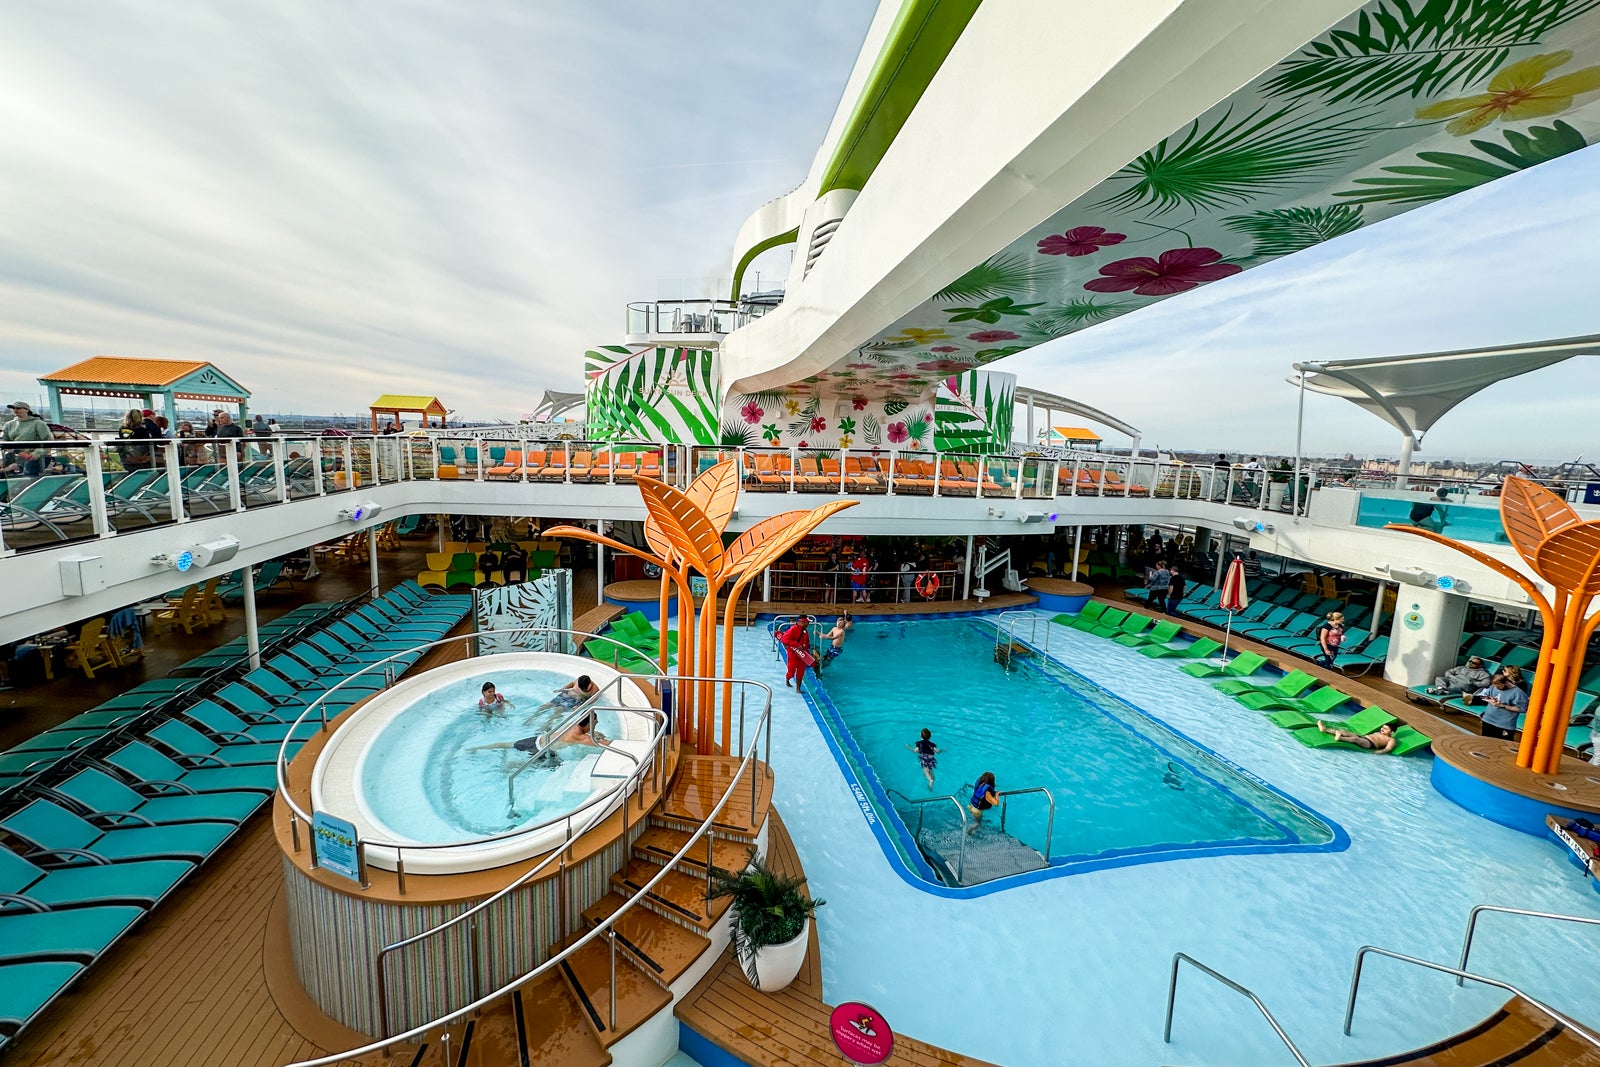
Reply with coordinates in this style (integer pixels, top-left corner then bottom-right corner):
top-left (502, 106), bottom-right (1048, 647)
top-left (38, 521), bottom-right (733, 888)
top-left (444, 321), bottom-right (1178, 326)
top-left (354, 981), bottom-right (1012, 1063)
top-left (1222, 612), bottom-right (1234, 659)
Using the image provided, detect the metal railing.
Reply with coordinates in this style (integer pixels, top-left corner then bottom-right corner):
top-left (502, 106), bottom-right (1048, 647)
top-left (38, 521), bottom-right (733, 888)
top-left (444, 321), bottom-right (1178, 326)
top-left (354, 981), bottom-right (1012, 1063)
top-left (1456, 904), bottom-right (1600, 986)
top-left (995, 609), bottom-right (1049, 660)
top-left (1343, 945), bottom-right (1600, 1050)
top-left (888, 789), bottom-right (969, 883)
top-left (281, 670), bottom-right (773, 1066)
top-left (766, 567), bottom-right (960, 606)
top-left (995, 786), bottom-right (1055, 862)
top-left (1163, 952), bottom-right (1312, 1066)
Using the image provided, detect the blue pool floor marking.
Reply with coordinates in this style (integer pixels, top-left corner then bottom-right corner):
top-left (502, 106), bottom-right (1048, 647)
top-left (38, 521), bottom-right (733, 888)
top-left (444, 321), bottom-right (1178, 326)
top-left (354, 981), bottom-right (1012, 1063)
top-left (793, 615), bottom-right (1349, 898)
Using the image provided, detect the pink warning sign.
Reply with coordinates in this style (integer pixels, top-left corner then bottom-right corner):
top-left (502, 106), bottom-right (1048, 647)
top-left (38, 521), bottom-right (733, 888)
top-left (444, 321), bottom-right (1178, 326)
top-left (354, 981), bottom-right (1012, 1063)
top-left (829, 1001), bottom-right (894, 1065)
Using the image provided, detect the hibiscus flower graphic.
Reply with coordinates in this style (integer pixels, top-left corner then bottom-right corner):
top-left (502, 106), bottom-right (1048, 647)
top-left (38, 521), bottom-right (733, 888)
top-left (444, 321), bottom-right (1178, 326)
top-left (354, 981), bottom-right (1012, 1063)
top-left (1085, 247), bottom-right (1240, 296)
top-left (966, 330), bottom-right (1019, 344)
top-left (930, 345), bottom-right (960, 353)
top-left (1037, 225), bottom-right (1126, 256)
top-left (740, 401), bottom-right (763, 424)
top-left (917, 359), bottom-right (968, 373)
top-left (809, 416), bottom-right (827, 434)
top-left (887, 422), bottom-right (909, 444)
top-left (852, 396), bottom-right (868, 411)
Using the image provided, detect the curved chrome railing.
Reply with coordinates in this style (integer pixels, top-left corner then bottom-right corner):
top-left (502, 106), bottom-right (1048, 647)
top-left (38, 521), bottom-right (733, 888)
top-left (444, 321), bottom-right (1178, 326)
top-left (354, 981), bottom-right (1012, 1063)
top-left (273, 627), bottom-right (672, 889)
top-left (279, 671), bottom-right (773, 1066)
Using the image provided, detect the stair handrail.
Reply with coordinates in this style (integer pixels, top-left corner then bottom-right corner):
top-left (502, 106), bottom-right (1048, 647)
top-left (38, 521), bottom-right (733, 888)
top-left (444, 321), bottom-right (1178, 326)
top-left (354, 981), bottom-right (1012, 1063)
top-left (1456, 904), bottom-right (1600, 986)
top-left (1163, 952), bottom-right (1312, 1066)
top-left (1343, 945), bottom-right (1600, 1049)
top-left (886, 788), bottom-right (968, 882)
top-left (995, 609), bottom-right (1047, 657)
top-left (995, 786), bottom-right (1055, 862)
top-left (281, 673), bottom-right (773, 1066)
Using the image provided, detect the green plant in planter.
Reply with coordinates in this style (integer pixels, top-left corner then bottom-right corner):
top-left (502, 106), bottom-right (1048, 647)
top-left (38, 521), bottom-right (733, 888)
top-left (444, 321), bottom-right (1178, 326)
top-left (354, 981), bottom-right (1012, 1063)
top-left (707, 849), bottom-right (825, 986)
top-left (1269, 460), bottom-right (1293, 484)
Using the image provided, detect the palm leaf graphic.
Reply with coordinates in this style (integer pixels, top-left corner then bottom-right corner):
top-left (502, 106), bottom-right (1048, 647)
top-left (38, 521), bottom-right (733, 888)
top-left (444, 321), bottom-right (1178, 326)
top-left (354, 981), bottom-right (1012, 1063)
top-left (932, 253), bottom-right (1053, 303)
top-left (1221, 205), bottom-right (1365, 256)
top-left (1336, 121), bottom-right (1585, 205)
top-left (1262, 0), bottom-right (1600, 104)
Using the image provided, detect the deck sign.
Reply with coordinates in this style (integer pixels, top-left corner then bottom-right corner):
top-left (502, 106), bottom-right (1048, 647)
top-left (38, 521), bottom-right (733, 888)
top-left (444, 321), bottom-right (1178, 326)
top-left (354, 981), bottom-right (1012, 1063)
top-left (312, 811), bottom-right (362, 883)
top-left (830, 1001), bottom-right (893, 1065)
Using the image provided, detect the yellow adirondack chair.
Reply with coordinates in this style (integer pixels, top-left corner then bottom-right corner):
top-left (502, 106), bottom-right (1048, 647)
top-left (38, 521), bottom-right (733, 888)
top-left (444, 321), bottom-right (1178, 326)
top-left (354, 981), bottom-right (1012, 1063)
top-left (65, 618), bottom-right (122, 680)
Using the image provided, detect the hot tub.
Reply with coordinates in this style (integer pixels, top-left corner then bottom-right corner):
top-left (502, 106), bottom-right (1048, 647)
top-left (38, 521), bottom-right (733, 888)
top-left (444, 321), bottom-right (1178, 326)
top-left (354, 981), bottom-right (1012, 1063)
top-left (311, 653), bottom-right (657, 874)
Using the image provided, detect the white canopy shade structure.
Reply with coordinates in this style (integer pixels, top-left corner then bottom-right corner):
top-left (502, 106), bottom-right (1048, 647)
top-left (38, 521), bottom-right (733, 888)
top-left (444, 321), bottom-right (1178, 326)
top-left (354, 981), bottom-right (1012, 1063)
top-left (1014, 387), bottom-right (1141, 458)
top-left (531, 389), bottom-right (586, 423)
top-left (1292, 333), bottom-right (1600, 490)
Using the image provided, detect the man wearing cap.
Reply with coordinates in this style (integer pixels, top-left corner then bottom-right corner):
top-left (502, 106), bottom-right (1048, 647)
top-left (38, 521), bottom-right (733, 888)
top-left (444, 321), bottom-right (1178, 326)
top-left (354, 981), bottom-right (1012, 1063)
top-left (3, 402), bottom-right (51, 478)
top-left (1427, 656), bottom-right (1492, 697)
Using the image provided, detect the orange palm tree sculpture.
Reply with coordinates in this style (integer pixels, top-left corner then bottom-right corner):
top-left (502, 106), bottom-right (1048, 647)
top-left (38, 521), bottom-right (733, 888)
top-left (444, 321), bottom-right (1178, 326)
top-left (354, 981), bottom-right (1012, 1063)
top-left (546, 461), bottom-right (855, 754)
top-left (1386, 476), bottom-right (1600, 774)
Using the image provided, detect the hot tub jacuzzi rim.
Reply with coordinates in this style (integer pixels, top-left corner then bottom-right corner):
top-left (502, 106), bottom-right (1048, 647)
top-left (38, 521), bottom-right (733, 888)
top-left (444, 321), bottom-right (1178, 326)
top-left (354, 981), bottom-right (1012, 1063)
top-left (309, 652), bottom-right (656, 875)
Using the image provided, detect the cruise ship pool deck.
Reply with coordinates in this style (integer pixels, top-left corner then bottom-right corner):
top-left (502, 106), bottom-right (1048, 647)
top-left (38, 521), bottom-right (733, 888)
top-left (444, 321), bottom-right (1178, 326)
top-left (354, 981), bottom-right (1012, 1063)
top-left (731, 611), bottom-right (1600, 1066)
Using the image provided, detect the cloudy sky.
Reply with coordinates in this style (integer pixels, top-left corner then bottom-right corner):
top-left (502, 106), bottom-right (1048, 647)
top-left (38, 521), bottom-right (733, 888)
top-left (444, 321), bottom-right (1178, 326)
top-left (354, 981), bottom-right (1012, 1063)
top-left (2, 2), bottom-right (1597, 461)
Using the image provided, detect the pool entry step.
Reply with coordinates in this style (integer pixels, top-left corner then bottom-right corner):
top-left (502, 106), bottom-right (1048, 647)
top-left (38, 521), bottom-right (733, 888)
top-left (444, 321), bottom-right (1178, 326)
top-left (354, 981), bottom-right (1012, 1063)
top-left (902, 800), bottom-right (1049, 886)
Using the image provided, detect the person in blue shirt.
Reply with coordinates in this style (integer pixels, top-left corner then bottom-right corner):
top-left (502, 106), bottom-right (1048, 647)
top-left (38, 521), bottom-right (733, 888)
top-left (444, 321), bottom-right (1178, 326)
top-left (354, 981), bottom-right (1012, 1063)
top-left (906, 728), bottom-right (942, 788)
top-left (967, 772), bottom-right (999, 834)
top-left (1474, 673), bottom-right (1527, 741)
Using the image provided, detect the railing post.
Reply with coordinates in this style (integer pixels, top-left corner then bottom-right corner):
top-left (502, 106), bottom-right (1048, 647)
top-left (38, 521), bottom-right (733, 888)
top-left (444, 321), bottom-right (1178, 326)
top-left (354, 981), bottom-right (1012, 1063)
top-left (395, 851), bottom-right (406, 895)
top-left (932, 456), bottom-right (941, 497)
top-left (608, 929), bottom-right (618, 1032)
top-left (163, 439), bottom-right (187, 523)
top-left (312, 443), bottom-right (325, 496)
top-left (340, 439), bottom-right (354, 492)
top-left (273, 438), bottom-right (289, 503)
top-left (788, 447), bottom-right (797, 493)
top-left (226, 445), bottom-right (244, 512)
top-left (520, 438), bottom-right (529, 484)
top-left (705, 830), bottom-right (715, 918)
top-left (886, 452), bottom-right (896, 496)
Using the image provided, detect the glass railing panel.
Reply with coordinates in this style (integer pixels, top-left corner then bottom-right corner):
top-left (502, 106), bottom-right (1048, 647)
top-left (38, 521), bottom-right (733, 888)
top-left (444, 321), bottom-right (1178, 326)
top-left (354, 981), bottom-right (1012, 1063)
top-left (480, 438), bottom-right (522, 479)
top-left (97, 439), bottom-right (182, 532)
top-left (348, 439), bottom-right (374, 488)
top-left (283, 439), bottom-right (322, 500)
top-left (238, 438), bottom-right (286, 510)
top-left (886, 450), bottom-right (936, 496)
top-left (2, 441), bottom-right (99, 550)
top-left (1354, 491), bottom-right (1509, 545)
top-left (743, 446), bottom-right (795, 492)
top-left (795, 448), bottom-right (845, 494)
top-left (320, 437), bottom-right (355, 494)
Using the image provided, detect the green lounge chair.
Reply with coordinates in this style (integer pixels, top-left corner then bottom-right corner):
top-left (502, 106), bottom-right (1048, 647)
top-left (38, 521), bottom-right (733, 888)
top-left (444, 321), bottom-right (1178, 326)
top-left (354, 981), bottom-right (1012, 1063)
top-left (1096, 612), bottom-right (1152, 640)
top-left (1273, 705), bottom-right (1397, 735)
top-left (1069, 603), bottom-right (1109, 631)
top-left (1115, 618), bottom-right (1182, 648)
top-left (0, 904), bottom-right (144, 965)
top-left (1246, 685), bottom-right (1360, 716)
top-left (1139, 636), bottom-right (1222, 659)
top-left (1215, 669), bottom-right (1318, 698)
top-left (145, 719), bottom-right (292, 767)
top-left (1180, 651), bottom-right (1269, 679)
top-left (52, 767), bottom-right (266, 827)
top-left (103, 741), bottom-right (277, 795)
top-left (1, 799), bottom-right (236, 864)
top-left (1085, 608), bottom-right (1130, 637)
top-left (1292, 719), bottom-right (1430, 755)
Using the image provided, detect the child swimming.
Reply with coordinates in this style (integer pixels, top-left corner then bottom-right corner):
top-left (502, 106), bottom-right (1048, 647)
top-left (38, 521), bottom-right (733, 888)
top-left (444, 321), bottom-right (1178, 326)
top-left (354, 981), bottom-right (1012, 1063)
top-left (905, 727), bottom-right (941, 788)
top-left (477, 681), bottom-right (510, 716)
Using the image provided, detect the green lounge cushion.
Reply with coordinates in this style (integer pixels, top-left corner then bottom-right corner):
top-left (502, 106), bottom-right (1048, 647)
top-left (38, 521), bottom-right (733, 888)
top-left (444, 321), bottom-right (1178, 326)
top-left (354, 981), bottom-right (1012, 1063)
top-left (1180, 651), bottom-right (1269, 679)
top-left (1140, 637), bottom-right (1221, 659)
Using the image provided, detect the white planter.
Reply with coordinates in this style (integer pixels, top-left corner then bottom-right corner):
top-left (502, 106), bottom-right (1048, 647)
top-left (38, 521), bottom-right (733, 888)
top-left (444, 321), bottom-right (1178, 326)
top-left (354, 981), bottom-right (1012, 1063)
top-left (1267, 482), bottom-right (1287, 510)
top-left (739, 918), bottom-right (810, 992)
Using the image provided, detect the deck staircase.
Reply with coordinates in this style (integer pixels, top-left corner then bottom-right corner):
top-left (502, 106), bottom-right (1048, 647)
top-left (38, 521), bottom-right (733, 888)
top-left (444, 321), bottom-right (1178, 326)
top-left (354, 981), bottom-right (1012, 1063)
top-left (358, 754), bottom-right (774, 1067)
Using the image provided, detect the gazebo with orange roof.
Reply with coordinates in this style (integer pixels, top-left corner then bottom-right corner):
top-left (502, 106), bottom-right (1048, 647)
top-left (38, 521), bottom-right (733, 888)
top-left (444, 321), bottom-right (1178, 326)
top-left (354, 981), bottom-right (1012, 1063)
top-left (39, 356), bottom-right (252, 428)
top-left (369, 395), bottom-right (449, 433)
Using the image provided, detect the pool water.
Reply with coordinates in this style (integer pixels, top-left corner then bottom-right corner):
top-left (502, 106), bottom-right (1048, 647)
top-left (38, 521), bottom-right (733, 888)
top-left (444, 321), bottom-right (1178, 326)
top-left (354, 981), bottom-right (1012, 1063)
top-left (1354, 493), bottom-right (1509, 544)
top-left (809, 619), bottom-right (1338, 889)
top-left (356, 669), bottom-right (623, 843)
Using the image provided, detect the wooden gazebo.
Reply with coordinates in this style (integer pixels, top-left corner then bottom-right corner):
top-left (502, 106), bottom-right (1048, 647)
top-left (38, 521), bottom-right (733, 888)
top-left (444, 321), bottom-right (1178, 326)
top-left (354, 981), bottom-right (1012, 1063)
top-left (39, 356), bottom-right (251, 427)
top-left (369, 395), bottom-right (448, 433)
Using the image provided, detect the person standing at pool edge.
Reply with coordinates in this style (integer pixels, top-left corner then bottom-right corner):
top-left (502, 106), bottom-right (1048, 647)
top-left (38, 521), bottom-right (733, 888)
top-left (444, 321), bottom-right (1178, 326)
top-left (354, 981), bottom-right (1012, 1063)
top-left (779, 615), bottom-right (814, 688)
top-left (967, 772), bottom-right (999, 833)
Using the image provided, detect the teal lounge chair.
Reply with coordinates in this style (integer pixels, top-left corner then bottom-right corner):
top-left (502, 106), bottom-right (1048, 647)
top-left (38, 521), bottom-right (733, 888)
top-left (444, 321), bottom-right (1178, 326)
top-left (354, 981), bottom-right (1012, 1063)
top-left (145, 719), bottom-right (292, 767)
top-left (0, 844), bottom-right (192, 910)
top-left (102, 741), bottom-right (277, 795)
top-left (1180, 651), bottom-right (1270, 679)
top-left (1115, 618), bottom-right (1182, 648)
top-left (180, 700), bottom-right (323, 745)
top-left (51, 767), bottom-right (266, 827)
top-left (1139, 636), bottom-right (1222, 660)
top-left (1216, 669), bottom-right (1318, 698)
top-left (1334, 635), bottom-right (1390, 675)
top-left (0, 904), bottom-right (144, 965)
top-left (0, 961), bottom-right (86, 1037)
top-left (1, 799), bottom-right (236, 864)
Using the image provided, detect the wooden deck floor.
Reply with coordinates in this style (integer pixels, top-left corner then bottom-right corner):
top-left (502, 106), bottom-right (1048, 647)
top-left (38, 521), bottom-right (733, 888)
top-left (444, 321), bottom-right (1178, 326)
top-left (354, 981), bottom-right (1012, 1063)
top-left (676, 809), bottom-right (997, 1067)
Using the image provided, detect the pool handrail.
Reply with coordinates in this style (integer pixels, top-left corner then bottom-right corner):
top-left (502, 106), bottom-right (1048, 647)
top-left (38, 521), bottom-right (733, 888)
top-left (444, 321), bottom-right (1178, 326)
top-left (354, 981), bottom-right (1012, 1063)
top-left (888, 788), bottom-right (969, 883)
top-left (1343, 945), bottom-right (1600, 1050)
top-left (274, 628), bottom-right (672, 884)
top-left (504, 678), bottom-right (632, 810)
top-left (1163, 951), bottom-right (1312, 1066)
top-left (995, 609), bottom-right (1050, 660)
top-left (280, 667), bottom-right (774, 1064)
top-left (1456, 904), bottom-right (1600, 987)
top-left (995, 785), bottom-right (1055, 862)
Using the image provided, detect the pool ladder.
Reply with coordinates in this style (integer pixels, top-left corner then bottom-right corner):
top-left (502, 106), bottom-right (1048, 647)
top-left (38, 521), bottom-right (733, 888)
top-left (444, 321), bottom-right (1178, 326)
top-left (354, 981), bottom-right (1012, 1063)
top-left (994, 610), bottom-right (1049, 670)
top-left (1164, 905), bottom-right (1600, 1064)
top-left (889, 786), bottom-right (1055, 886)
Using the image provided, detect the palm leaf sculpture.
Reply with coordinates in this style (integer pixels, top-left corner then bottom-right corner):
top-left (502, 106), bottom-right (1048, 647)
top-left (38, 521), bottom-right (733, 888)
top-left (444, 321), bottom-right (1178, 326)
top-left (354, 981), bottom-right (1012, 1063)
top-left (1386, 476), bottom-right (1597, 773)
top-left (547, 461), bottom-right (856, 754)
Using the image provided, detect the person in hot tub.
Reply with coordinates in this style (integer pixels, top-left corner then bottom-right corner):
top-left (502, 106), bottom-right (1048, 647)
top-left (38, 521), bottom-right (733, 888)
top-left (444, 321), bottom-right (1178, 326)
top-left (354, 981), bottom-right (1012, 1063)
top-left (534, 674), bottom-right (601, 714)
top-left (472, 709), bottom-right (610, 758)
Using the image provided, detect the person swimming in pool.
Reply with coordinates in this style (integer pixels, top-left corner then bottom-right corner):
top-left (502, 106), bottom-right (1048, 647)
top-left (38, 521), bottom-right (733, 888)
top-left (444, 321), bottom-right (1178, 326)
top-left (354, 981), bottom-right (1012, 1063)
top-left (967, 771), bottom-right (999, 833)
top-left (477, 681), bottom-right (510, 716)
top-left (906, 727), bottom-right (942, 788)
top-left (1315, 720), bottom-right (1397, 753)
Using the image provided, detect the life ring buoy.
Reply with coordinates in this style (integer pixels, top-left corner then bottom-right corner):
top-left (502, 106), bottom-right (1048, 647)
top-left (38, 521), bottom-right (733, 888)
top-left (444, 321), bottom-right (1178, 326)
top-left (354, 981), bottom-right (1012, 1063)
top-left (915, 571), bottom-right (939, 599)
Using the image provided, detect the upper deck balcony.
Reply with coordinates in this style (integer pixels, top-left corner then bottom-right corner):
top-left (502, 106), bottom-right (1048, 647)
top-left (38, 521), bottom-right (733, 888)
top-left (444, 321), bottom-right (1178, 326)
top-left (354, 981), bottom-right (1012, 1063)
top-left (623, 296), bottom-right (780, 347)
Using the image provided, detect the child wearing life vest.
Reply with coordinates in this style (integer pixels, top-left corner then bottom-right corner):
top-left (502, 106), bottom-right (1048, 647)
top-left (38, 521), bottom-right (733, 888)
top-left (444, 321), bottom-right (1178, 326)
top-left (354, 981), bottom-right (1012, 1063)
top-left (967, 772), bottom-right (999, 833)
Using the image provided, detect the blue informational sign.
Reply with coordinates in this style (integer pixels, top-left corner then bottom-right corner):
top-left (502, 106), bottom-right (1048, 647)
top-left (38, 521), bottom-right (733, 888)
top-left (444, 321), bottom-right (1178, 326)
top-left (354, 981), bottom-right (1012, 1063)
top-left (312, 811), bottom-right (363, 883)
top-left (1584, 483), bottom-right (1600, 505)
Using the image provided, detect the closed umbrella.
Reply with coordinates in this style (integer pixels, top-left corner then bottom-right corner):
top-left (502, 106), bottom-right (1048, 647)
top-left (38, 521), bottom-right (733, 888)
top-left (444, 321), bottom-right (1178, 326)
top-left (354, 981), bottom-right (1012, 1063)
top-left (1218, 555), bottom-right (1249, 660)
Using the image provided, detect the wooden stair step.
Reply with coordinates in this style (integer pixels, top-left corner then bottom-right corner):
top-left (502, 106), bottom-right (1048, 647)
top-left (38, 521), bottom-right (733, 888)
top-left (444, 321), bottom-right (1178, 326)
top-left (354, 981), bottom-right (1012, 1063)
top-left (657, 755), bottom-right (773, 838)
top-left (634, 825), bottom-right (753, 875)
top-left (553, 932), bottom-right (673, 1049)
top-left (1318, 997), bottom-right (1600, 1067)
top-left (459, 1000), bottom-right (527, 1067)
top-left (582, 891), bottom-right (713, 988)
top-left (610, 858), bottom-right (731, 932)
top-left (505, 970), bottom-right (612, 1067)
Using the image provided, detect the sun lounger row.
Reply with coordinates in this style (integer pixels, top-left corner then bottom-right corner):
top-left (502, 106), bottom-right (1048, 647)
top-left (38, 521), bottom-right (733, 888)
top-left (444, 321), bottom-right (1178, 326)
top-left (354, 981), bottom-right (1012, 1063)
top-left (588, 612), bottom-right (677, 674)
top-left (1177, 584), bottom-right (1388, 675)
top-left (741, 453), bottom-right (1030, 496)
top-left (0, 582), bottom-right (468, 1047)
top-left (479, 448), bottom-right (662, 481)
top-left (416, 544), bottom-right (560, 589)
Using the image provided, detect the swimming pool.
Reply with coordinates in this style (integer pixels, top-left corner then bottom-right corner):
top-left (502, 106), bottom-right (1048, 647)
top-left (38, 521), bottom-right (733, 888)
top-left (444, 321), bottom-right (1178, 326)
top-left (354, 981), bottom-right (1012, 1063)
top-left (312, 653), bottom-right (658, 874)
top-left (807, 618), bottom-right (1340, 893)
top-left (733, 613), bottom-right (1600, 1065)
top-left (1354, 492), bottom-right (1508, 544)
